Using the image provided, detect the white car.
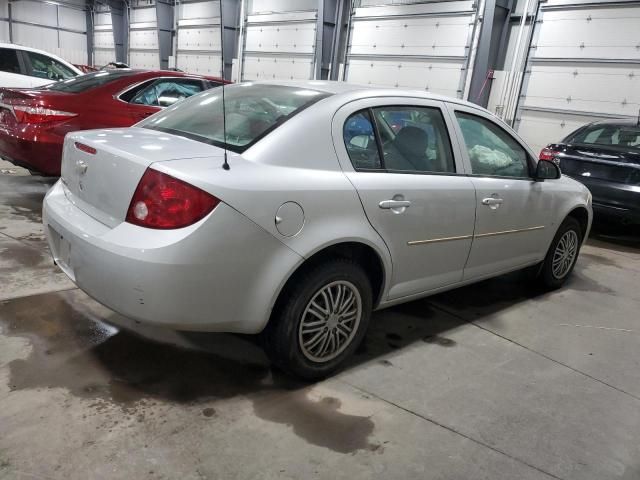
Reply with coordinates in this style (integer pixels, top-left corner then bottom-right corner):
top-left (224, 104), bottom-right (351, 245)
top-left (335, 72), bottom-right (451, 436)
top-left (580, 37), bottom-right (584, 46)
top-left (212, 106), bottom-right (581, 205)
top-left (0, 43), bottom-right (82, 88)
top-left (43, 81), bottom-right (592, 379)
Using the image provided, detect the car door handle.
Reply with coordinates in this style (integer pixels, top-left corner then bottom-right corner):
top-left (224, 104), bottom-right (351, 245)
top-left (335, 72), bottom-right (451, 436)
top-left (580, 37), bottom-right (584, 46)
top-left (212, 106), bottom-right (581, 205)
top-left (379, 200), bottom-right (411, 209)
top-left (482, 197), bottom-right (504, 206)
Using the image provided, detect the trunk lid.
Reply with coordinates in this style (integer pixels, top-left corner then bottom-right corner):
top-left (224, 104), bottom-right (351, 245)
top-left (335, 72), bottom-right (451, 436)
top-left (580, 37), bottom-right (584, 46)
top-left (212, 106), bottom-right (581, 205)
top-left (61, 127), bottom-right (224, 227)
top-left (557, 144), bottom-right (640, 185)
top-left (0, 87), bottom-right (74, 129)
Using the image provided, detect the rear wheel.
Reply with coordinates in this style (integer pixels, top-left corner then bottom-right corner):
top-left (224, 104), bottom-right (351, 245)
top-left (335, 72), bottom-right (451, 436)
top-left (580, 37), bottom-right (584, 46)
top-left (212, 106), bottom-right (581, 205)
top-left (538, 217), bottom-right (583, 289)
top-left (263, 258), bottom-right (372, 380)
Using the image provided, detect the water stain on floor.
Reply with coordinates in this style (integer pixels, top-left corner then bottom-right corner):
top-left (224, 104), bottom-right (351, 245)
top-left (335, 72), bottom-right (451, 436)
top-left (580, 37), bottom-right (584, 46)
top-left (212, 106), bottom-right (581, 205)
top-left (0, 291), bottom-right (379, 453)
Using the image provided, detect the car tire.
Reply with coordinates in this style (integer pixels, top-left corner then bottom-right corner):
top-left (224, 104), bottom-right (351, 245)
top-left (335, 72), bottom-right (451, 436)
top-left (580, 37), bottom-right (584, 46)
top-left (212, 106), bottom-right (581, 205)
top-left (262, 258), bottom-right (372, 380)
top-left (538, 216), bottom-right (583, 289)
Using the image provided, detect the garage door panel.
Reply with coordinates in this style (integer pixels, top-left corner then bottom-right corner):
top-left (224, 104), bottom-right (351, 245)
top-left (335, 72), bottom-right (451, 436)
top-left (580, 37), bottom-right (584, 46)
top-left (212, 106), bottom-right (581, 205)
top-left (344, 2), bottom-right (476, 98)
top-left (176, 53), bottom-right (222, 76)
top-left (129, 50), bottom-right (159, 70)
top-left (349, 16), bottom-right (472, 57)
top-left (94, 30), bottom-right (115, 49)
top-left (347, 58), bottom-right (463, 97)
top-left (130, 29), bottom-right (158, 50)
top-left (243, 55), bottom-right (313, 81)
top-left (536, 7), bottom-right (640, 59)
top-left (244, 23), bottom-right (316, 55)
top-left (94, 49), bottom-right (116, 67)
top-left (523, 63), bottom-right (640, 116)
top-left (177, 27), bottom-right (221, 51)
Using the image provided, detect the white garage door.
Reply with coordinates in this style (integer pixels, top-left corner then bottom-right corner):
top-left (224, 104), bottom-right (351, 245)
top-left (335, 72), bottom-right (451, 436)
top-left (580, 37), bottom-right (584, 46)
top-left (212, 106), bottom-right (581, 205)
top-left (344, 0), bottom-right (479, 98)
top-left (175, 0), bottom-right (222, 76)
top-left (515, 0), bottom-right (640, 154)
top-left (94, 10), bottom-right (116, 67)
top-left (241, 0), bottom-right (318, 81)
top-left (129, 5), bottom-right (159, 69)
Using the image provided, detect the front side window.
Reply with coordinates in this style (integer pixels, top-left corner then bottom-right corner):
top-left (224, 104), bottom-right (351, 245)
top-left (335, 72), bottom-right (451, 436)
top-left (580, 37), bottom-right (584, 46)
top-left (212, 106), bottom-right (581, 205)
top-left (373, 106), bottom-right (455, 173)
top-left (24, 51), bottom-right (76, 81)
top-left (343, 106), bottom-right (455, 174)
top-left (455, 111), bottom-right (529, 178)
top-left (0, 48), bottom-right (21, 74)
top-left (141, 84), bottom-right (331, 152)
top-left (131, 79), bottom-right (205, 107)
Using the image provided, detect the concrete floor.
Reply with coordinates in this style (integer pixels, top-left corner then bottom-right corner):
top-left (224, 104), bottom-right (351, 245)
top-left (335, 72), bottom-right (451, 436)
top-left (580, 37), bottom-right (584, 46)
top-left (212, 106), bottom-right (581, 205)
top-left (1, 163), bottom-right (640, 480)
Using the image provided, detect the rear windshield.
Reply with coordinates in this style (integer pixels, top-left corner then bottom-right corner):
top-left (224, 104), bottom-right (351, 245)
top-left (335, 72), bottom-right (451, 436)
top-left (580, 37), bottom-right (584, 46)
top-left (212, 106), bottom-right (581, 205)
top-left (140, 84), bottom-right (331, 153)
top-left (44, 70), bottom-right (137, 93)
top-left (567, 123), bottom-right (640, 153)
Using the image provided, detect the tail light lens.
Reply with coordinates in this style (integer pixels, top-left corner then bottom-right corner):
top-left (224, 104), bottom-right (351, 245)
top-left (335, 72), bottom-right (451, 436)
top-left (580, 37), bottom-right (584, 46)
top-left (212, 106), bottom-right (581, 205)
top-left (126, 168), bottom-right (220, 229)
top-left (13, 105), bottom-right (76, 124)
top-left (539, 147), bottom-right (559, 162)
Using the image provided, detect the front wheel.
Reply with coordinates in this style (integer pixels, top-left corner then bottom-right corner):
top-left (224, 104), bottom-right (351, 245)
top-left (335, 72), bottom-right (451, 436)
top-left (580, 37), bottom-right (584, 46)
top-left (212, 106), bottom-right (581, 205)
top-left (262, 259), bottom-right (372, 380)
top-left (538, 217), bottom-right (583, 289)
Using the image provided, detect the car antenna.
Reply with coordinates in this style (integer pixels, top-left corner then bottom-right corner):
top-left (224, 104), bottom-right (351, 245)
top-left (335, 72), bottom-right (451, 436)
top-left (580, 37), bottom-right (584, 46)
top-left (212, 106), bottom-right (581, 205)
top-left (220, 1), bottom-right (230, 171)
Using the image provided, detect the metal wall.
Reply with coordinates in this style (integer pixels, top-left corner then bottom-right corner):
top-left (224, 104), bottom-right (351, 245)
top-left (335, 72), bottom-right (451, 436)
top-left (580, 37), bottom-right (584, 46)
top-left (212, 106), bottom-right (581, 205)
top-left (0, 0), bottom-right (88, 64)
top-left (343, 0), bottom-right (480, 98)
top-left (240, 0), bottom-right (318, 81)
top-left (514, 0), bottom-right (640, 154)
top-left (175, 0), bottom-right (222, 75)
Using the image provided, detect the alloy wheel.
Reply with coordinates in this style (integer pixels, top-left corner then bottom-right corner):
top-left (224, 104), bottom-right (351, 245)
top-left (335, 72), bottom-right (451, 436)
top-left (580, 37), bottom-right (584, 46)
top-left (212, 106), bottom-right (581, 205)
top-left (552, 229), bottom-right (579, 279)
top-left (298, 280), bottom-right (362, 363)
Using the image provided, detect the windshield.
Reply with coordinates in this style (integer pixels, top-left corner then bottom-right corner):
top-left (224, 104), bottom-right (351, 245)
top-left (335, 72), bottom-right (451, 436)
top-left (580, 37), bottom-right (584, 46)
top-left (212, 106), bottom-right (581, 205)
top-left (44, 70), bottom-right (137, 93)
top-left (567, 123), bottom-right (640, 153)
top-left (140, 84), bottom-right (331, 152)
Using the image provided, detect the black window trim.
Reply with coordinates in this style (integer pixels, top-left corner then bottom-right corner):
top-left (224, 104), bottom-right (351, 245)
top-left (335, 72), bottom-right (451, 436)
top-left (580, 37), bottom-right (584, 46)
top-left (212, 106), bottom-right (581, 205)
top-left (0, 47), bottom-right (27, 76)
top-left (453, 108), bottom-right (536, 181)
top-left (344, 104), bottom-right (459, 176)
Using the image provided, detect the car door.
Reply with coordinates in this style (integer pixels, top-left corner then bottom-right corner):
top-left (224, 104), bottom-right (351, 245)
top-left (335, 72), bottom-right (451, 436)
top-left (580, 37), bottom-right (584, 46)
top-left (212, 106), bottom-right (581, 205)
top-left (0, 47), bottom-right (30, 88)
top-left (126, 78), bottom-right (207, 122)
top-left (334, 98), bottom-right (476, 300)
top-left (447, 104), bottom-right (555, 280)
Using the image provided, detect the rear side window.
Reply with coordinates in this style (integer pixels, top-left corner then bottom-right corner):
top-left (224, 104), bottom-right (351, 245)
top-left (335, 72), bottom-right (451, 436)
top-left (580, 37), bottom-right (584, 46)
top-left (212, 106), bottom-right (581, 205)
top-left (344, 110), bottom-right (382, 170)
top-left (141, 84), bottom-right (330, 153)
top-left (23, 50), bottom-right (76, 81)
top-left (455, 111), bottom-right (529, 178)
top-left (45, 70), bottom-right (137, 93)
top-left (131, 79), bottom-right (205, 107)
top-left (344, 106), bottom-right (455, 174)
top-left (0, 48), bottom-right (21, 74)
top-left (568, 124), bottom-right (640, 152)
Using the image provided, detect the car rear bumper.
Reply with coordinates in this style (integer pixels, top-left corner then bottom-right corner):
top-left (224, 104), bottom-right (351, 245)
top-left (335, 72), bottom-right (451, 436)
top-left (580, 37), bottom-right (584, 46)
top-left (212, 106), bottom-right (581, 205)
top-left (566, 175), bottom-right (640, 225)
top-left (43, 180), bottom-right (303, 333)
top-left (0, 128), bottom-right (63, 175)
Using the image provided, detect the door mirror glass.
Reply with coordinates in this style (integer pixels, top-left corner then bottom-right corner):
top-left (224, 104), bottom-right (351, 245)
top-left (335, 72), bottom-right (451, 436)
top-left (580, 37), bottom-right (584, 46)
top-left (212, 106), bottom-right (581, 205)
top-left (536, 159), bottom-right (561, 180)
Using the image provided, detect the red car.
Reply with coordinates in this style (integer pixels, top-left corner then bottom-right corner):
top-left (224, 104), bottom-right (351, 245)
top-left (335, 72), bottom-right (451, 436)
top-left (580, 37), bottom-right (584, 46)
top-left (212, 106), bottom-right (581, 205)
top-left (0, 69), bottom-right (227, 175)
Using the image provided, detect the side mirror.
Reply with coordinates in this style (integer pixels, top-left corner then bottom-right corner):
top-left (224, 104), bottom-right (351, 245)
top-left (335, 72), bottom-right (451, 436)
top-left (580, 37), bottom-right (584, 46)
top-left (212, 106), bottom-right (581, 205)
top-left (535, 159), bottom-right (561, 181)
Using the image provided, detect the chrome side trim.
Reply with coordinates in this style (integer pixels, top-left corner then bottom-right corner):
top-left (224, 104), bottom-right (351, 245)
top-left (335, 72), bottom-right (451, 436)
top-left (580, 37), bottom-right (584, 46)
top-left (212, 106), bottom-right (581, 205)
top-left (474, 225), bottom-right (545, 238)
top-left (407, 225), bottom-right (545, 246)
top-left (407, 234), bottom-right (473, 246)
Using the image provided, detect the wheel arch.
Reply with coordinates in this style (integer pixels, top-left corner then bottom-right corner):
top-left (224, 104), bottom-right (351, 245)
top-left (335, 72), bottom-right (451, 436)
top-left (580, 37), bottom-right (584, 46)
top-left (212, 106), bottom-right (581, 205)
top-left (266, 240), bottom-right (389, 330)
top-left (566, 206), bottom-right (590, 240)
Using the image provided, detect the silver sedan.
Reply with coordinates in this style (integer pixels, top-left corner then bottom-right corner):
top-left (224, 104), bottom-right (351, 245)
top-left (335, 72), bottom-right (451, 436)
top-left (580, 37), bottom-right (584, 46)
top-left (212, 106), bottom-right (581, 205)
top-left (43, 81), bottom-right (592, 379)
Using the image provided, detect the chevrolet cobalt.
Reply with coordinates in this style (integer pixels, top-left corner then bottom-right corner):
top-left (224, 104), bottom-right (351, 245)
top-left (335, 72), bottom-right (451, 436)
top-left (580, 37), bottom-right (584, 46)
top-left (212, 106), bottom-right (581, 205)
top-left (43, 81), bottom-right (592, 379)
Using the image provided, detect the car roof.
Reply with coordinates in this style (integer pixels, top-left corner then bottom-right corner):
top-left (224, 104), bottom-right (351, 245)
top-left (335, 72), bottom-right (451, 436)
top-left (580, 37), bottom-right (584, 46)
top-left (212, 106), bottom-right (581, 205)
top-left (250, 80), bottom-right (487, 111)
top-left (587, 118), bottom-right (640, 128)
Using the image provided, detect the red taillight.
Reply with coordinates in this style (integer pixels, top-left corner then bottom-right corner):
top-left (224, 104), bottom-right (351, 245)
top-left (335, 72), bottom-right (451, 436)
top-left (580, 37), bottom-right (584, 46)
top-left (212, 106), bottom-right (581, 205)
top-left (74, 142), bottom-right (96, 155)
top-left (12, 104), bottom-right (76, 124)
top-left (539, 147), bottom-right (558, 161)
top-left (126, 168), bottom-right (220, 229)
